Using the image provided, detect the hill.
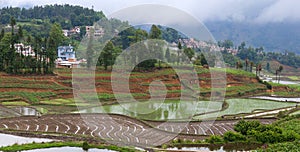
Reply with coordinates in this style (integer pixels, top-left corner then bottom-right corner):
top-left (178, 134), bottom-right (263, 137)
top-left (0, 4), bottom-right (105, 29)
top-left (205, 21), bottom-right (300, 54)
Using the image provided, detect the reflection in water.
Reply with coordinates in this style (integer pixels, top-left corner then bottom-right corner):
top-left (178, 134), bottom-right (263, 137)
top-left (79, 100), bottom-right (222, 120)
top-left (13, 107), bottom-right (41, 116)
top-left (251, 96), bottom-right (300, 103)
top-left (0, 133), bottom-right (53, 147)
top-left (168, 143), bottom-right (262, 152)
top-left (24, 147), bottom-right (116, 152)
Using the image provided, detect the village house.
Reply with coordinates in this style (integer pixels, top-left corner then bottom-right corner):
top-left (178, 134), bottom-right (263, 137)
top-left (62, 26), bottom-right (81, 37)
top-left (86, 26), bottom-right (105, 37)
top-left (14, 43), bottom-right (35, 57)
top-left (56, 45), bottom-right (82, 68)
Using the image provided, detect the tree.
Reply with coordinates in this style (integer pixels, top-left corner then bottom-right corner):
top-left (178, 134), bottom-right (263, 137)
top-left (148, 25), bottom-right (162, 68)
top-left (8, 17), bottom-right (16, 74)
top-left (238, 41), bottom-right (246, 51)
top-left (223, 131), bottom-right (245, 142)
top-left (245, 58), bottom-right (249, 71)
top-left (149, 25), bottom-right (162, 39)
top-left (266, 62), bottom-right (270, 72)
top-left (17, 25), bottom-right (23, 42)
top-left (86, 29), bottom-right (94, 69)
top-left (183, 47), bottom-right (195, 62)
top-left (101, 41), bottom-right (114, 70)
top-left (0, 29), bottom-right (4, 40)
top-left (47, 23), bottom-right (65, 73)
top-left (256, 64), bottom-right (262, 76)
top-left (248, 62), bottom-right (253, 72)
top-left (165, 48), bottom-right (171, 63)
top-left (0, 33), bottom-right (12, 71)
top-left (177, 42), bottom-right (182, 65)
top-left (236, 61), bottom-right (243, 69)
top-left (200, 53), bottom-right (208, 66)
top-left (234, 120), bottom-right (261, 135)
top-left (277, 66), bottom-right (283, 83)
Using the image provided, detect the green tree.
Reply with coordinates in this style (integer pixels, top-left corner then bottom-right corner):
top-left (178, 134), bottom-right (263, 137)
top-left (177, 42), bottom-right (182, 65)
top-left (223, 131), bottom-right (246, 142)
top-left (86, 29), bottom-right (94, 69)
top-left (277, 66), bottom-right (283, 83)
top-left (165, 48), bottom-right (171, 63)
top-left (245, 58), bottom-right (249, 71)
top-left (0, 29), bottom-right (4, 40)
top-left (17, 25), bottom-right (23, 42)
top-left (256, 63), bottom-right (262, 76)
top-left (200, 53), bottom-right (208, 66)
top-left (8, 17), bottom-right (16, 74)
top-left (149, 25), bottom-right (162, 39)
top-left (148, 25), bottom-right (162, 68)
top-left (47, 23), bottom-right (65, 73)
top-left (0, 33), bottom-right (12, 71)
top-left (266, 62), bottom-right (270, 72)
top-left (234, 120), bottom-right (261, 135)
top-left (250, 62), bottom-right (254, 72)
top-left (183, 47), bottom-right (195, 62)
top-left (101, 41), bottom-right (114, 70)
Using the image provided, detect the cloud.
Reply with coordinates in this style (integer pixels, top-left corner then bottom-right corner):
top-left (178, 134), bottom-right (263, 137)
top-left (0, 0), bottom-right (299, 23)
top-left (254, 0), bottom-right (300, 23)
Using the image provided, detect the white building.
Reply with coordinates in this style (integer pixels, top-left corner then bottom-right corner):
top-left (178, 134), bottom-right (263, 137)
top-left (86, 26), bottom-right (105, 37)
top-left (57, 45), bottom-right (75, 61)
top-left (14, 43), bottom-right (35, 57)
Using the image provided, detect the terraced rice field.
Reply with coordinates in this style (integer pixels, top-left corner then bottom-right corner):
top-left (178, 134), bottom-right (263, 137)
top-left (0, 114), bottom-right (275, 146)
top-left (193, 99), bottom-right (297, 120)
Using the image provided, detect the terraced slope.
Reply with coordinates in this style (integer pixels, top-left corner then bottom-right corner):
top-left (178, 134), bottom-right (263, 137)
top-left (0, 114), bottom-right (275, 146)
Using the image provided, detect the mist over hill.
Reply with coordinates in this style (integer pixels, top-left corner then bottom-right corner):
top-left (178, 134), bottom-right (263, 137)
top-left (205, 21), bottom-right (300, 54)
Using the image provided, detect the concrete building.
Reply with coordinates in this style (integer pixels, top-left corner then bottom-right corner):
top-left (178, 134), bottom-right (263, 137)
top-left (57, 45), bottom-right (75, 61)
top-left (14, 43), bottom-right (35, 57)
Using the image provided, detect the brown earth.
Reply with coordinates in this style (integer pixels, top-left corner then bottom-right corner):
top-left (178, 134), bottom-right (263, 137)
top-left (0, 68), bottom-right (269, 104)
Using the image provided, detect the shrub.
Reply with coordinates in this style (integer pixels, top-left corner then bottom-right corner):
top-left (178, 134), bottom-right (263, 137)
top-left (223, 131), bottom-right (246, 142)
top-left (206, 135), bottom-right (223, 144)
top-left (234, 120), bottom-right (261, 135)
top-left (82, 141), bottom-right (89, 151)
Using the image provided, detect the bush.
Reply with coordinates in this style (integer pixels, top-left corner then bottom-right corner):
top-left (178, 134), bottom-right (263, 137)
top-left (234, 120), bottom-right (261, 135)
top-left (257, 141), bottom-right (300, 152)
top-left (263, 81), bottom-right (272, 90)
top-left (282, 130), bottom-right (298, 142)
top-left (82, 141), bottom-right (89, 151)
top-left (206, 135), bottom-right (223, 144)
top-left (223, 131), bottom-right (246, 142)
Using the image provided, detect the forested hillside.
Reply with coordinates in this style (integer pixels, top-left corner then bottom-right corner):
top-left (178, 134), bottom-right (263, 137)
top-left (0, 4), bottom-right (105, 29)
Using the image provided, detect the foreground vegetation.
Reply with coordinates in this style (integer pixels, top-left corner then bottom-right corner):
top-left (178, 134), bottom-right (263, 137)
top-left (164, 114), bottom-right (300, 151)
top-left (0, 141), bottom-right (138, 152)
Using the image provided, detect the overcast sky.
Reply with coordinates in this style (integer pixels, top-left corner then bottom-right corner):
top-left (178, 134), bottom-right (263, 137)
top-left (0, 0), bottom-right (299, 23)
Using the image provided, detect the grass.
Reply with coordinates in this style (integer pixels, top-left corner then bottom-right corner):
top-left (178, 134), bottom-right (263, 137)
top-left (0, 141), bottom-right (138, 152)
top-left (211, 68), bottom-right (256, 78)
top-left (40, 98), bottom-right (74, 105)
top-left (275, 115), bottom-right (300, 134)
top-left (193, 99), bottom-right (297, 120)
top-left (287, 76), bottom-right (300, 81)
top-left (1, 101), bottom-right (30, 106)
top-left (290, 110), bottom-right (300, 115)
top-left (0, 83), bottom-right (68, 90)
top-left (0, 92), bottom-right (57, 103)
